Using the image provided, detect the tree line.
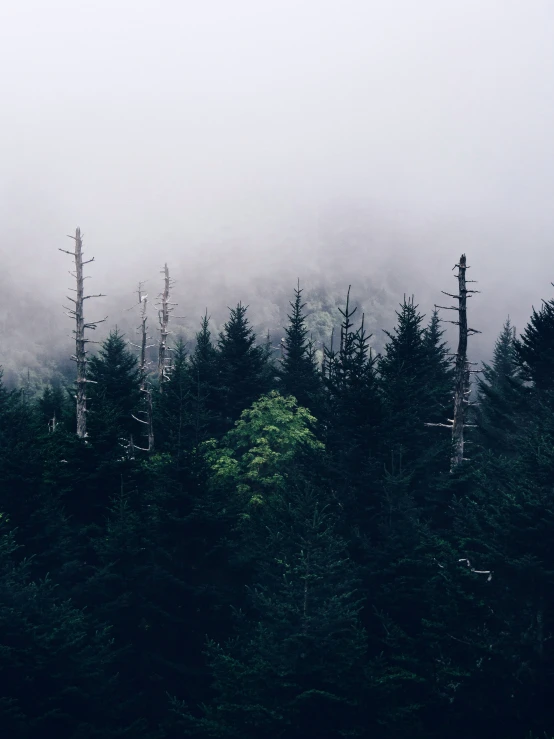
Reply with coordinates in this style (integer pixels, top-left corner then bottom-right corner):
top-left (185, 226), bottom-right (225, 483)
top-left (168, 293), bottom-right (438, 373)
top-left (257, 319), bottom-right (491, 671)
top-left (0, 242), bottom-right (553, 738)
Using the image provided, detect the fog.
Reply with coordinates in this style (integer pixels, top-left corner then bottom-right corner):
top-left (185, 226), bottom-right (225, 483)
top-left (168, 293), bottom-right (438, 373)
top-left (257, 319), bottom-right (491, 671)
top-left (2, 0), bottom-right (554, 377)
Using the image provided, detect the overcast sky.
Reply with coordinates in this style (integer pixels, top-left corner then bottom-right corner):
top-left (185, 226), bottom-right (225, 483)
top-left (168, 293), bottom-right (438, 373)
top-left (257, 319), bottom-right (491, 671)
top-left (1, 0), bottom-right (554, 339)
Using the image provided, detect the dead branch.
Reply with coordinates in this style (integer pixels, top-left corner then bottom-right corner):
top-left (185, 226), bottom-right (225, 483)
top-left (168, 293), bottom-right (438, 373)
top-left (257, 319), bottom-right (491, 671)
top-left (60, 228), bottom-right (105, 439)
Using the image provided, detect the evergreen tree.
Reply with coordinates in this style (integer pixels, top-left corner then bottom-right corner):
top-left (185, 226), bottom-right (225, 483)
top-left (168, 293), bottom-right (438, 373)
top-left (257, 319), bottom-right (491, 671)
top-left (154, 338), bottom-right (192, 456)
top-left (84, 477), bottom-right (172, 737)
top-left (87, 329), bottom-right (141, 449)
top-left (422, 308), bottom-right (455, 425)
top-left (0, 512), bottom-right (131, 738)
top-left (476, 317), bottom-right (525, 453)
top-left (174, 483), bottom-right (368, 739)
top-left (38, 383), bottom-right (68, 432)
top-left (216, 303), bottom-right (273, 428)
top-left (448, 428), bottom-right (554, 739)
top-left (0, 372), bottom-right (59, 575)
top-left (378, 298), bottom-right (453, 495)
top-left (515, 297), bottom-right (554, 392)
top-left (323, 288), bottom-right (382, 487)
top-left (188, 312), bottom-right (222, 441)
top-left (279, 282), bottom-right (321, 411)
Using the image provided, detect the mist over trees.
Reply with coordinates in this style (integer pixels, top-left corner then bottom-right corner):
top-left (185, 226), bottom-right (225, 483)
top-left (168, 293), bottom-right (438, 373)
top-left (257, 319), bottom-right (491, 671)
top-left (1, 238), bottom-right (554, 738)
top-left (3, 2), bottom-right (554, 737)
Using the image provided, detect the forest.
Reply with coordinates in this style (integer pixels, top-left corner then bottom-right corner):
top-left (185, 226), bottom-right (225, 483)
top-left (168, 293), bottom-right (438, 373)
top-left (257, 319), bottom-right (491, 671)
top-left (1, 233), bottom-right (553, 739)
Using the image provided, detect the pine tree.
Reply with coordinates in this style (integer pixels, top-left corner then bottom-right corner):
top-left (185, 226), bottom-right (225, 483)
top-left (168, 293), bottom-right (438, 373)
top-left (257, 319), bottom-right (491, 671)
top-left (0, 512), bottom-right (132, 738)
top-left (188, 312), bottom-right (222, 441)
top-left (379, 298), bottom-right (452, 485)
top-left (515, 297), bottom-right (554, 392)
top-left (476, 317), bottom-right (525, 453)
top-left (279, 282), bottom-right (321, 411)
top-left (87, 329), bottom-right (142, 449)
top-left (322, 289), bottom-right (382, 540)
top-left (216, 303), bottom-right (273, 427)
top-left (448, 426), bottom-right (554, 739)
top-left (0, 373), bottom-right (55, 573)
top-left (174, 482), bottom-right (368, 739)
top-left (38, 384), bottom-right (68, 433)
top-left (423, 308), bottom-right (455, 425)
top-left (83, 477), bottom-right (172, 736)
top-left (155, 337), bottom-right (192, 456)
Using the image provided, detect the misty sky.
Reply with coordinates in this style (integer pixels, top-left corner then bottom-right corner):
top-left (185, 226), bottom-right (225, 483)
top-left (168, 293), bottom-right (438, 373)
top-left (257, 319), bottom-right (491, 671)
top-left (2, 0), bottom-right (554, 343)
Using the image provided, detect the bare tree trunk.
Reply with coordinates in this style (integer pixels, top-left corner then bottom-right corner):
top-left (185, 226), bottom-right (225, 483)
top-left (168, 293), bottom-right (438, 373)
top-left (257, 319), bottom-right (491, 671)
top-left (451, 255), bottom-right (469, 469)
top-left (146, 385), bottom-right (155, 451)
top-left (157, 263), bottom-right (174, 390)
top-left (130, 282), bottom-right (155, 451)
top-left (59, 228), bottom-right (106, 439)
top-left (426, 254), bottom-right (480, 471)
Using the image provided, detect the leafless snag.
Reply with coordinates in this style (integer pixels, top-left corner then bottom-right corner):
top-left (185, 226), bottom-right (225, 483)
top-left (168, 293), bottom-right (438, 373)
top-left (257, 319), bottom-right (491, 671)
top-left (157, 263), bottom-right (177, 391)
top-left (129, 282), bottom-right (155, 451)
top-left (426, 254), bottom-right (481, 471)
top-left (458, 558), bottom-right (493, 581)
top-left (48, 412), bottom-right (57, 434)
top-left (59, 228), bottom-right (106, 439)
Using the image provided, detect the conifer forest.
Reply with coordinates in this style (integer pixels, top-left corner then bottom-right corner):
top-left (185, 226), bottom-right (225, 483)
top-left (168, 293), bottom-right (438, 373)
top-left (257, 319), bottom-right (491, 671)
top-left (1, 231), bottom-right (554, 739)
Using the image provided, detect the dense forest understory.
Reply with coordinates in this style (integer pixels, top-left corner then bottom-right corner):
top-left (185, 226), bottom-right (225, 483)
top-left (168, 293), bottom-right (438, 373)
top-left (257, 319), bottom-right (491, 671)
top-left (2, 248), bottom-right (554, 739)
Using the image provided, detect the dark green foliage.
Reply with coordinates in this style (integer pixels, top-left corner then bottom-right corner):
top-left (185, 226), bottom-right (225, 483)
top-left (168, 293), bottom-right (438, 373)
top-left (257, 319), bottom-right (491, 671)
top-left (87, 329), bottom-right (141, 448)
top-left (155, 338), bottom-right (192, 455)
top-left (476, 317), bottom-right (525, 452)
top-left (279, 282), bottom-right (321, 411)
top-left (379, 298), bottom-right (451, 465)
top-left (6, 274), bottom-right (554, 739)
top-left (216, 303), bottom-right (274, 428)
top-left (0, 372), bottom-right (66, 577)
top-left (448, 431), bottom-right (554, 738)
top-left (377, 299), bottom-right (454, 512)
top-left (175, 483), bottom-right (368, 739)
top-left (515, 297), bottom-right (554, 391)
top-left (38, 383), bottom-right (69, 432)
top-left (422, 308), bottom-right (455, 425)
top-left (188, 312), bottom-right (220, 441)
top-left (322, 288), bottom-right (383, 510)
top-left (0, 513), bottom-right (127, 738)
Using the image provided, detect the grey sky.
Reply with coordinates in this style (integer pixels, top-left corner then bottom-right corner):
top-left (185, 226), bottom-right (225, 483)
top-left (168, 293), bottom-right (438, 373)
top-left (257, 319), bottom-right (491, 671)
top-left (1, 0), bottom-right (554, 343)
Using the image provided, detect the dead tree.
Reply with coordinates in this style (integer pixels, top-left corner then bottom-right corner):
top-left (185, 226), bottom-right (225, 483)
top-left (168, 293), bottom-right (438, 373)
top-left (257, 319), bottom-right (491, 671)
top-left (427, 254), bottom-right (481, 471)
top-left (157, 263), bottom-right (176, 390)
top-left (59, 228), bottom-right (106, 439)
top-left (129, 282), bottom-right (155, 450)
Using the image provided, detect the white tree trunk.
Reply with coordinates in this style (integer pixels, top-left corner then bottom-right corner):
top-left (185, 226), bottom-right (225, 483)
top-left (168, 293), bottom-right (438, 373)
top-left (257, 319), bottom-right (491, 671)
top-left (426, 253), bottom-right (480, 471)
top-left (59, 228), bottom-right (106, 439)
top-left (157, 263), bottom-right (174, 390)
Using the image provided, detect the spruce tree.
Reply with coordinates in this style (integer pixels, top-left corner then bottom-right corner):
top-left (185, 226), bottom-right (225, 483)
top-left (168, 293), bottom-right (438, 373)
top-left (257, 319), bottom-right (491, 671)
top-left (0, 512), bottom-right (131, 738)
top-left (379, 298), bottom-right (453, 489)
top-left (448, 425), bottom-right (554, 739)
top-left (423, 308), bottom-right (455, 425)
top-left (476, 317), bottom-right (525, 453)
top-left (154, 337), bottom-right (192, 456)
top-left (84, 477), bottom-right (175, 736)
top-left (322, 289), bottom-right (382, 542)
top-left (515, 296), bottom-right (554, 392)
top-left (216, 303), bottom-right (273, 427)
top-left (38, 384), bottom-right (68, 432)
top-left (87, 329), bottom-right (141, 448)
top-left (279, 282), bottom-right (321, 411)
top-left (0, 373), bottom-right (58, 575)
top-left (175, 482), bottom-right (368, 739)
top-left (188, 312), bottom-right (221, 441)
